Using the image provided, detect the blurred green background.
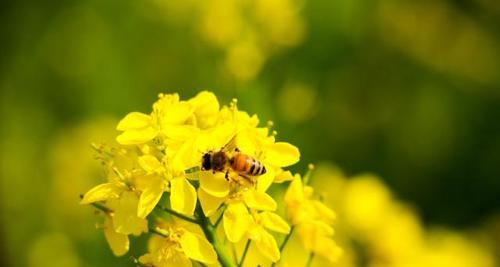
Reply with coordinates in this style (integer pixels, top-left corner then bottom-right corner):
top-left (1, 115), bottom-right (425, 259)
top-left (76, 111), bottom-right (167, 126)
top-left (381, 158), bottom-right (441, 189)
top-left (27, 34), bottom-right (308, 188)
top-left (1, 0), bottom-right (499, 266)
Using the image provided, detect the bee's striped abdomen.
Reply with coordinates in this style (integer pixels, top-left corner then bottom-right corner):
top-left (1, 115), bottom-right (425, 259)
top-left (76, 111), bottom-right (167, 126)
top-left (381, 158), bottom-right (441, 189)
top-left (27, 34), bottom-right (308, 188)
top-left (231, 153), bottom-right (266, 176)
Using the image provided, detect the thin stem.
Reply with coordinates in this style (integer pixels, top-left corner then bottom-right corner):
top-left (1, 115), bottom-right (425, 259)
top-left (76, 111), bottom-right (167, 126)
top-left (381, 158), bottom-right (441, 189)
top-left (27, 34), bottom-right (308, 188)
top-left (238, 240), bottom-right (251, 267)
top-left (270, 226), bottom-right (295, 267)
top-left (196, 203), bottom-right (236, 267)
top-left (161, 206), bottom-right (200, 225)
top-left (213, 206), bottom-right (226, 228)
top-left (91, 202), bottom-right (112, 213)
top-left (305, 253), bottom-right (315, 267)
top-left (149, 228), bottom-right (168, 238)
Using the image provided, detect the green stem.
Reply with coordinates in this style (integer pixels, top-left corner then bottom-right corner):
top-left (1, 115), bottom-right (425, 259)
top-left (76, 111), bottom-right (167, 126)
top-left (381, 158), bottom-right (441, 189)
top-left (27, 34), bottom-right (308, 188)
top-left (161, 206), bottom-right (200, 225)
top-left (196, 203), bottom-right (236, 267)
top-left (238, 240), bottom-right (251, 267)
top-left (270, 225), bottom-right (295, 267)
top-left (149, 228), bottom-right (168, 238)
top-left (91, 202), bottom-right (112, 213)
top-left (213, 206), bottom-right (226, 228)
top-left (305, 253), bottom-right (315, 267)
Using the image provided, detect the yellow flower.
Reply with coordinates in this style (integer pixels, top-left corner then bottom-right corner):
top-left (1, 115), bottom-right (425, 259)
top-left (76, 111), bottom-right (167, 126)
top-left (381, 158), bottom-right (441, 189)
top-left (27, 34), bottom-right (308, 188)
top-left (103, 215), bottom-right (129, 256)
top-left (139, 226), bottom-right (217, 267)
top-left (284, 174), bottom-right (342, 263)
top-left (80, 190), bottom-right (147, 256)
top-left (247, 211), bottom-right (291, 262)
top-left (82, 91), bottom-right (317, 266)
top-left (115, 93), bottom-right (195, 145)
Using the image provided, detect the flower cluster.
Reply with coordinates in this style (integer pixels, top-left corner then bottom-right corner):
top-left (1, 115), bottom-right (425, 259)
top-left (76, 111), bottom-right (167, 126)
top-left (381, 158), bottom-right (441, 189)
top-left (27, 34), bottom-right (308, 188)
top-left (302, 165), bottom-right (497, 267)
top-left (81, 91), bottom-right (339, 266)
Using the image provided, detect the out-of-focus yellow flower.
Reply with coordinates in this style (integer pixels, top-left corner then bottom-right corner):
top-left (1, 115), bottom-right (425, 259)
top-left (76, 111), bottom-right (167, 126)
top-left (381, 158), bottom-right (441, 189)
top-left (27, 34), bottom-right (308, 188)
top-left (310, 164), bottom-right (498, 267)
top-left (342, 174), bottom-right (394, 234)
top-left (139, 225), bottom-right (217, 267)
top-left (284, 173), bottom-right (342, 263)
top-left (413, 230), bottom-right (496, 267)
top-left (155, 0), bottom-right (306, 81)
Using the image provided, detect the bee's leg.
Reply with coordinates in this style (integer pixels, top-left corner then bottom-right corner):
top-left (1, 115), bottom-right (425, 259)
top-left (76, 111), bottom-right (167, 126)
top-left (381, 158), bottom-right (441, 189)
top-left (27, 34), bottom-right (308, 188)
top-left (225, 170), bottom-right (229, 181)
top-left (239, 173), bottom-right (254, 186)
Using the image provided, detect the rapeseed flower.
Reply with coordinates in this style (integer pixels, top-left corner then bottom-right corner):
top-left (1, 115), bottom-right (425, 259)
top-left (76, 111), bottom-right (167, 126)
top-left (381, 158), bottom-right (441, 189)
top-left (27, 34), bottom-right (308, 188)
top-left (284, 171), bottom-right (342, 264)
top-left (81, 91), bottom-right (333, 267)
top-left (139, 224), bottom-right (217, 267)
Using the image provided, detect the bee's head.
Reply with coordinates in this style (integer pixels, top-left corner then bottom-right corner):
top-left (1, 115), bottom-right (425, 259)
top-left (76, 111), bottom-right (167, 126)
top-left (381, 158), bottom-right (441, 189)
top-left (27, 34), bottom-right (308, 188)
top-left (201, 153), bottom-right (212, 171)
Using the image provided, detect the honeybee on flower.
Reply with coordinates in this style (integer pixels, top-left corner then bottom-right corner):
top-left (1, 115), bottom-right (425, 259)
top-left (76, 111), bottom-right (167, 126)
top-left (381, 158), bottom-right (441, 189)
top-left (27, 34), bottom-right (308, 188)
top-left (80, 91), bottom-right (334, 267)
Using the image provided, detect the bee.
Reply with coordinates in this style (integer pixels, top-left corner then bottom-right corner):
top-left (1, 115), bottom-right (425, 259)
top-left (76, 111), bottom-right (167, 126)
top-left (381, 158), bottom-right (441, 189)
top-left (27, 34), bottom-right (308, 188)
top-left (201, 137), bottom-right (266, 181)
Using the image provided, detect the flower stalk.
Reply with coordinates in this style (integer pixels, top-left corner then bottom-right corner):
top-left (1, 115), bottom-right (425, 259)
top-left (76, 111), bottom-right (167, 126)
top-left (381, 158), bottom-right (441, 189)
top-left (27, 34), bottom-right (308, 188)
top-left (196, 203), bottom-right (236, 267)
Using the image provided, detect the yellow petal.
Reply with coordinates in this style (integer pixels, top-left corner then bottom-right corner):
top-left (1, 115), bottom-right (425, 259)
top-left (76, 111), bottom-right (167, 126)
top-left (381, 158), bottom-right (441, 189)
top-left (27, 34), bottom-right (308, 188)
top-left (223, 202), bottom-right (251, 242)
top-left (172, 137), bottom-right (202, 170)
top-left (274, 170), bottom-right (294, 183)
top-left (199, 171), bottom-right (230, 198)
top-left (284, 175), bottom-right (304, 205)
top-left (166, 253), bottom-right (193, 267)
top-left (265, 142), bottom-right (300, 167)
top-left (103, 216), bottom-right (129, 256)
top-left (138, 155), bottom-right (163, 174)
top-left (116, 112), bottom-right (151, 130)
top-left (162, 124), bottom-right (199, 142)
top-left (198, 188), bottom-right (225, 217)
top-left (256, 167), bottom-right (275, 192)
top-left (311, 235), bottom-right (342, 263)
top-left (180, 231), bottom-right (218, 264)
top-left (254, 228), bottom-right (280, 262)
top-left (189, 91), bottom-right (220, 128)
top-left (80, 183), bottom-right (123, 204)
top-left (111, 191), bottom-right (148, 235)
top-left (116, 127), bottom-right (159, 145)
top-left (155, 94), bottom-right (193, 125)
top-left (312, 200), bottom-right (336, 223)
top-left (170, 178), bottom-right (197, 216)
top-left (260, 212), bottom-right (291, 234)
top-left (137, 176), bottom-right (165, 218)
top-left (243, 190), bottom-right (277, 211)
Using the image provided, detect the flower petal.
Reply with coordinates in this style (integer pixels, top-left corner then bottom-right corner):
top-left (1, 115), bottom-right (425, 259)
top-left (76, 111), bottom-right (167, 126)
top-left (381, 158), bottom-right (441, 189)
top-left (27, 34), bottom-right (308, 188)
top-left (111, 191), bottom-right (148, 235)
top-left (103, 216), bottom-right (129, 256)
top-left (256, 167), bottom-right (275, 192)
top-left (274, 170), bottom-right (294, 183)
top-left (116, 112), bottom-right (151, 130)
top-left (199, 171), bottom-right (230, 198)
top-left (138, 155), bottom-right (163, 174)
top-left (189, 91), bottom-right (220, 129)
top-left (137, 176), bottom-right (165, 218)
top-left (312, 200), bottom-right (336, 223)
top-left (167, 253), bottom-right (193, 267)
top-left (254, 228), bottom-right (280, 262)
top-left (80, 183), bottom-right (123, 204)
top-left (265, 142), bottom-right (300, 167)
top-left (116, 127), bottom-right (159, 145)
top-left (260, 212), bottom-right (290, 234)
top-left (243, 191), bottom-right (277, 211)
top-left (198, 188), bottom-right (224, 217)
top-left (180, 231), bottom-right (218, 264)
top-left (223, 202), bottom-right (251, 242)
top-left (284, 174), bottom-right (304, 205)
top-left (170, 178), bottom-right (197, 216)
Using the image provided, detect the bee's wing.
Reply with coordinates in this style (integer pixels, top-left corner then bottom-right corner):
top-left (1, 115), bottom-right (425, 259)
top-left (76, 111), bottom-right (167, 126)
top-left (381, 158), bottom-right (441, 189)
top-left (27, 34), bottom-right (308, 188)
top-left (221, 134), bottom-right (238, 152)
